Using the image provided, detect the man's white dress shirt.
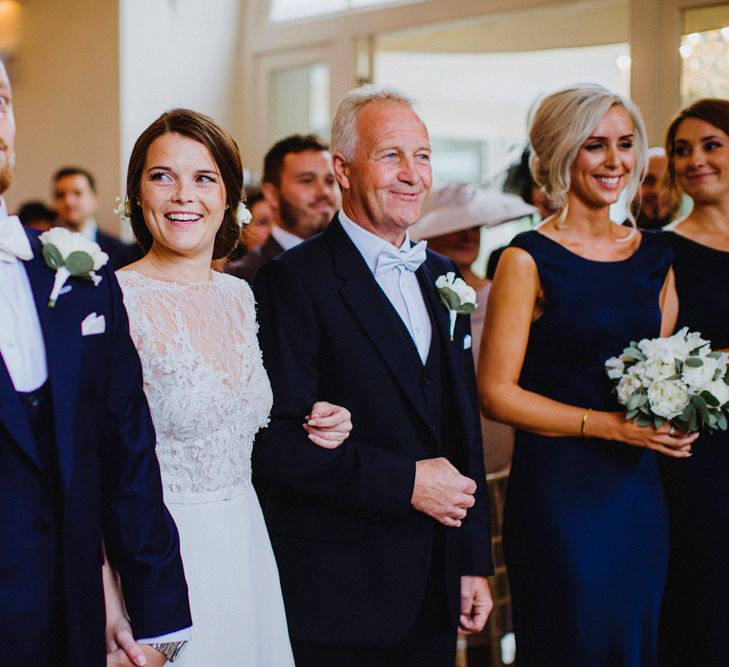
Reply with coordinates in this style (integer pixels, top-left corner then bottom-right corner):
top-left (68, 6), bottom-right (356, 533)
top-left (339, 210), bottom-right (432, 363)
top-left (270, 224), bottom-right (303, 251)
top-left (0, 202), bottom-right (48, 392)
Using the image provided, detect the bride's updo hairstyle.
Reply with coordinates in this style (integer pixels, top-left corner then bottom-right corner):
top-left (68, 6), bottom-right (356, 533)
top-left (528, 83), bottom-right (648, 230)
top-left (126, 108), bottom-right (243, 260)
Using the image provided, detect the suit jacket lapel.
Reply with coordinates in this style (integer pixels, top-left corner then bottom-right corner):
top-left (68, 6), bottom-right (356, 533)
top-left (23, 235), bottom-right (80, 486)
top-left (417, 259), bottom-right (474, 440)
top-left (327, 219), bottom-right (432, 431)
top-left (0, 351), bottom-right (43, 471)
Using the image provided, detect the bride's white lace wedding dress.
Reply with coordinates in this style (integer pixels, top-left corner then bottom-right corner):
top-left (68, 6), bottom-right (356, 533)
top-left (117, 269), bottom-right (295, 667)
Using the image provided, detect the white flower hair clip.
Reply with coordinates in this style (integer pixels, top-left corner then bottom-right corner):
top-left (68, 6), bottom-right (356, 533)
top-left (113, 196), bottom-right (131, 224)
top-left (235, 201), bottom-right (252, 227)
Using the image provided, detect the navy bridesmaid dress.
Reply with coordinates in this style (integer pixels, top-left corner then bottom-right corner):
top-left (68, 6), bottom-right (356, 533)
top-left (503, 230), bottom-right (672, 667)
top-left (659, 232), bottom-right (729, 666)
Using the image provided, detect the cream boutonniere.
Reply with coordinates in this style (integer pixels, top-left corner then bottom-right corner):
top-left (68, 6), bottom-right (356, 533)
top-left (436, 272), bottom-right (477, 341)
top-left (39, 227), bottom-right (109, 307)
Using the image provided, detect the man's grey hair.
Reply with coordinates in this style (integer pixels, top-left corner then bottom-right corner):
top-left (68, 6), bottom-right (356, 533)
top-left (331, 84), bottom-right (417, 161)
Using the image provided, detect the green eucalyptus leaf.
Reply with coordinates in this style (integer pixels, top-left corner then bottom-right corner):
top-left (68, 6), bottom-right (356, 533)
top-left (626, 392), bottom-right (644, 411)
top-left (65, 251), bottom-right (94, 276)
top-left (42, 243), bottom-right (63, 270)
top-left (438, 288), bottom-right (461, 311)
top-left (679, 401), bottom-right (696, 423)
top-left (717, 411), bottom-right (728, 431)
top-left (635, 413), bottom-right (653, 427)
top-left (625, 409), bottom-right (639, 419)
top-left (702, 390), bottom-right (720, 407)
top-left (685, 357), bottom-right (704, 368)
top-left (708, 352), bottom-right (723, 359)
top-left (653, 415), bottom-right (665, 429)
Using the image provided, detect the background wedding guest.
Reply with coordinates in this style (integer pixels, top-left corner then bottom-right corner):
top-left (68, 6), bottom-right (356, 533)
top-left (502, 145), bottom-right (559, 220)
top-left (659, 98), bottom-right (729, 667)
top-left (412, 182), bottom-right (534, 472)
top-left (52, 166), bottom-right (141, 268)
top-left (17, 200), bottom-right (54, 231)
top-left (104, 108), bottom-right (352, 667)
top-left (226, 134), bottom-right (338, 282)
top-left (479, 83), bottom-right (697, 666)
top-left (254, 85), bottom-right (493, 667)
top-left (632, 146), bottom-right (675, 229)
top-left (0, 60), bottom-right (191, 667)
top-left (224, 186), bottom-right (272, 265)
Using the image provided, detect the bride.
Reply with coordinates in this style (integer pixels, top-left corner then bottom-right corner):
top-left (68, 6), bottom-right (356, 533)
top-left (103, 108), bottom-right (352, 666)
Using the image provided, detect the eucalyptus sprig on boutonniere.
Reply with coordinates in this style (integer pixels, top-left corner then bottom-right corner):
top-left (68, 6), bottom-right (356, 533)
top-left (435, 272), bottom-right (477, 341)
top-left (39, 227), bottom-right (109, 307)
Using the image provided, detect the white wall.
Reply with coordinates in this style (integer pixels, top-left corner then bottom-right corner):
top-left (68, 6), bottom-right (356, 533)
top-left (10, 0), bottom-right (119, 229)
top-left (120, 0), bottom-right (245, 185)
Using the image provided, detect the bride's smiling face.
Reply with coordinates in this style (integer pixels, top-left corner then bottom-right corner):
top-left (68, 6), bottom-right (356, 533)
top-left (139, 132), bottom-right (227, 258)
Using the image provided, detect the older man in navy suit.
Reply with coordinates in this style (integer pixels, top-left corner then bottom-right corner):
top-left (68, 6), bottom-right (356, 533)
top-left (254, 85), bottom-right (493, 666)
top-left (0, 62), bottom-right (190, 666)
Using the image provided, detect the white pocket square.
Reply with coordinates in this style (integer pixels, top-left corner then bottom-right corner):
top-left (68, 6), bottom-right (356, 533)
top-left (81, 312), bottom-right (105, 336)
top-left (463, 334), bottom-right (472, 350)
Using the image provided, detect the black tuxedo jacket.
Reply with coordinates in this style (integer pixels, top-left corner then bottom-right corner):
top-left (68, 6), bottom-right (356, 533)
top-left (0, 231), bottom-right (190, 666)
top-left (253, 216), bottom-right (492, 648)
top-left (227, 234), bottom-right (283, 283)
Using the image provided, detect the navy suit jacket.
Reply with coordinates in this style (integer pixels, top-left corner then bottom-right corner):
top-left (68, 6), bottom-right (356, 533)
top-left (96, 229), bottom-right (142, 270)
top-left (253, 216), bottom-right (492, 648)
top-left (0, 231), bottom-right (190, 666)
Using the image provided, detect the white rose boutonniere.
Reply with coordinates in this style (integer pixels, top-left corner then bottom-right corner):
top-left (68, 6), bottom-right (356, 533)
top-left (39, 227), bottom-right (109, 307)
top-left (435, 271), bottom-right (477, 341)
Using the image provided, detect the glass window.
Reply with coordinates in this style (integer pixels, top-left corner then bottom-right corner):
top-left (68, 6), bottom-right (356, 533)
top-left (270, 0), bottom-right (408, 23)
top-left (268, 62), bottom-right (330, 146)
top-left (680, 5), bottom-right (729, 106)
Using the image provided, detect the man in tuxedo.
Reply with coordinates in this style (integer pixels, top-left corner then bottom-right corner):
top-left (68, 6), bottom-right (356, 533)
top-left (253, 86), bottom-right (493, 666)
top-left (226, 134), bottom-right (337, 282)
top-left (0, 62), bottom-right (191, 666)
top-left (53, 166), bottom-right (142, 268)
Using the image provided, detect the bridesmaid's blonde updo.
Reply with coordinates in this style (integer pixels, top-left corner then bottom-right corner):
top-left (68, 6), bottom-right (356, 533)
top-left (528, 83), bottom-right (648, 228)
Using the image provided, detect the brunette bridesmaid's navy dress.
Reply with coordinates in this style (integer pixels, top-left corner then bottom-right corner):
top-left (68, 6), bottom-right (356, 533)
top-left (503, 230), bottom-right (672, 667)
top-left (659, 232), bottom-right (729, 667)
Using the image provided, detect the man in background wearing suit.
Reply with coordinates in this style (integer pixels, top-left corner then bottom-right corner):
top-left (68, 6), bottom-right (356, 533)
top-left (226, 133), bottom-right (338, 282)
top-left (254, 85), bottom-right (493, 667)
top-left (0, 62), bottom-right (191, 666)
top-left (53, 166), bottom-right (141, 268)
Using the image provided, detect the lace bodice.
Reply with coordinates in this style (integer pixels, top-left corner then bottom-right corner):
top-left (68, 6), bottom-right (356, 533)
top-left (117, 270), bottom-right (272, 502)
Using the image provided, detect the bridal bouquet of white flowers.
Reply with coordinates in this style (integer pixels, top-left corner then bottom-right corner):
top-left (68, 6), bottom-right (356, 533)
top-left (605, 327), bottom-right (729, 432)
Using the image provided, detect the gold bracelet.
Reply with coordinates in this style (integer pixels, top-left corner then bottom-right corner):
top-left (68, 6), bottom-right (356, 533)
top-left (580, 408), bottom-right (593, 438)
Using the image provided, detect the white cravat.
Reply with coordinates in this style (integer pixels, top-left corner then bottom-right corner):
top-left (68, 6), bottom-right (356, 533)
top-left (339, 211), bottom-right (432, 363)
top-left (0, 202), bottom-right (48, 391)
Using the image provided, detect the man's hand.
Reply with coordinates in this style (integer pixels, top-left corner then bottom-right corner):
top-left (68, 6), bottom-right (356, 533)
top-left (106, 617), bottom-right (166, 666)
top-left (410, 457), bottom-right (476, 526)
top-left (459, 576), bottom-right (493, 634)
top-left (107, 645), bottom-right (167, 667)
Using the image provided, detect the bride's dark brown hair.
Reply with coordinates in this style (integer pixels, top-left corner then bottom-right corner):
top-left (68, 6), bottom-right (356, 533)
top-left (126, 108), bottom-right (243, 260)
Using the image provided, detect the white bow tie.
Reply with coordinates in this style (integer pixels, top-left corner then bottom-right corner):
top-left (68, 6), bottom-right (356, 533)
top-left (0, 215), bottom-right (33, 263)
top-left (375, 240), bottom-right (427, 275)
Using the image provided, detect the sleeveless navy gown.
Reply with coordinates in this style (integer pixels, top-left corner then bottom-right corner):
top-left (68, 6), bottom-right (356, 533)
top-left (503, 230), bottom-right (672, 666)
top-left (659, 232), bottom-right (729, 666)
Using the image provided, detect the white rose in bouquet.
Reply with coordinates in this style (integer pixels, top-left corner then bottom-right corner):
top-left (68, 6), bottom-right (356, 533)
top-left (647, 380), bottom-right (691, 420)
top-left (682, 355), bottom-right (725, 392)
top-left (705, 380), bottom-right (729, 408)
top-left (616, 374), bottom-right (643, 405)
top-left (605, 356), bottom-right (626, 380)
